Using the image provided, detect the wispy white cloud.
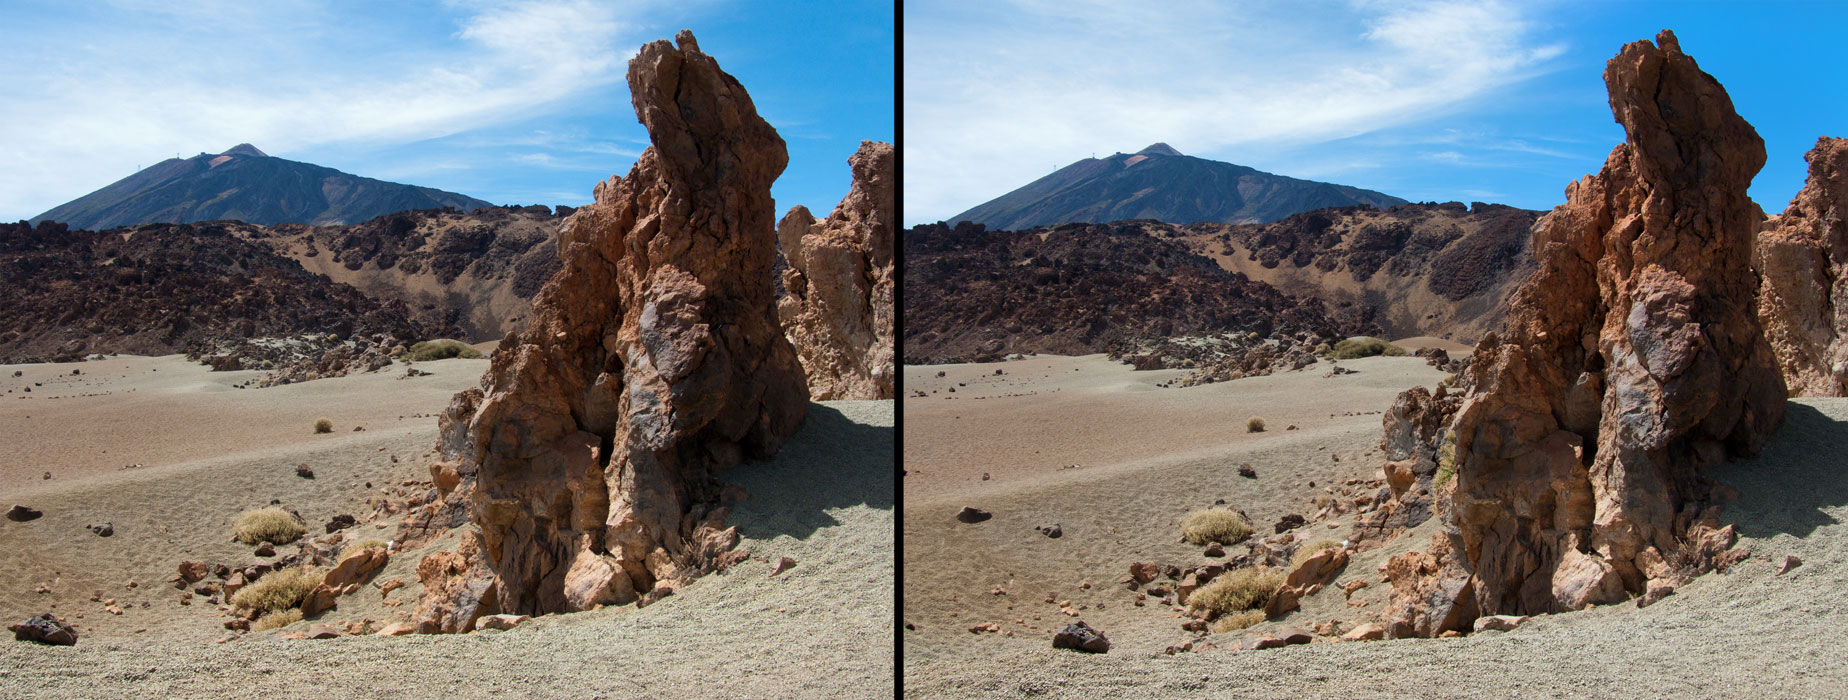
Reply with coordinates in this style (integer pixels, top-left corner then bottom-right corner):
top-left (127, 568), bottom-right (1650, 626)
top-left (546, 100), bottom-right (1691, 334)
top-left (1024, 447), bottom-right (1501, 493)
top-left (903, 0), bottom-right (1568, 224)
top-left (0, 0), bottom-right (652, 219)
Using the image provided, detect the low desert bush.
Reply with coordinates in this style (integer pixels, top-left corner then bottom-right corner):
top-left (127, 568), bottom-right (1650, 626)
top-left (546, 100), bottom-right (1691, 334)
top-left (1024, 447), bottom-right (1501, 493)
top-left (231, 566), bottom-right (322, 615)
top-left (1180, 508), bottom-right (1254, 546)
top-left (1328, 337), bottom-right (1408, 360)
top-left (343, 539), bottom-right (387, 558)
top-left (313, 417), bottom-right (333, 434)
top-left (1210, 609), bottom-right (1267, 633)
top-left (1292, 539), bottom-right (1341, 568)
top-left (251, 608), bottom-right (304, 632)
top-left (1188, 567), bottom-right (1286, 617)
top-left (1246, 416), bottom-right (1266, 433)
top-left (233, 507), bottom-right (306, 545)
top-left (402, 339), bottom-right (483, 362)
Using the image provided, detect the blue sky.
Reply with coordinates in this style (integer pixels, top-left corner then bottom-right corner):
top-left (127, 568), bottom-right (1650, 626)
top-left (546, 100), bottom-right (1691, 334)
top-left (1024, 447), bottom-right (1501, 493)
top-left (905, 0), bottom-right (1848, 226)
top-left (0, 0), bottom-right (893, 222)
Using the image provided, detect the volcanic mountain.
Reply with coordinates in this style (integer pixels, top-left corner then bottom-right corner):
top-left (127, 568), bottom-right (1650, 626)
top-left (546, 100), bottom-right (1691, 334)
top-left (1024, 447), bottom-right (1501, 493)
top-left (31, 144), bottom-right (493, 229)
top-left (948, 143), bottom-right (1408, 230)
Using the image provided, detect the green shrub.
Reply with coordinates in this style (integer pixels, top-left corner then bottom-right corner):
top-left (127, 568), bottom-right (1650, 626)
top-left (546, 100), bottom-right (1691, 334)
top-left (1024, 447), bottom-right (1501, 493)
top-left (1180, 509), bottom-right (1253, 546)
top-left (231, 566), bottom-right (322, 615)
top-left (402, 339), bottom-right (483, 362)
top-left (233, 507), bottom-right (306, 545)
top-left (1328, 337), bottom-right (1408, 360)
top-left (251, 608), bottom-right (304, 631)
top-left (313, 417), bottom-right (333, 434)
top-left (1292, 540), bottom-right (1341, 568)
top-left (1246, 416), bottom-right (1265, 433)
top-left (1187, 567), bottom-right (1285, 618)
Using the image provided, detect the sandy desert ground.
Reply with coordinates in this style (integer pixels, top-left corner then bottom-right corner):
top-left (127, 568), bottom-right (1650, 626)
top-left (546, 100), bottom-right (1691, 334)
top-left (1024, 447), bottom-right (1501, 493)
top-left (1, 354), bottom-right (894, 699)
top-left (903, 351), bottom-right (1848, 699)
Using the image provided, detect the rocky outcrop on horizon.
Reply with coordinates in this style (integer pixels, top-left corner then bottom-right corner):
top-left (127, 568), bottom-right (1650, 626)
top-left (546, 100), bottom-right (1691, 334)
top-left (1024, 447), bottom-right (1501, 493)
top-left (903, 220), bottom-right (1379, 364)
top-left (1172, 202), bottom-right (1544, 342)
top-left (0, 219), bottom-right (435, 364)
top-left (408, 31), bottom-right (807, 633)
top-left (1756, 136), bottom-right (1848, 396)
top-left (776, 140), bottom-right (895, 399)
top-left (267, 204), bottom-right (570, 342)
top-left (1370, 31), bottom-right (1784, 637)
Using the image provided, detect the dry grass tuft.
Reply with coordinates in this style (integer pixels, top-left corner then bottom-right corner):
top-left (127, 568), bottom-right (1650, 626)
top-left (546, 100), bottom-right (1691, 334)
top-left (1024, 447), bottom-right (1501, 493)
top-left (1187, 567), bottom-right (1285, 618)
top-left (313, 417), bottom-right (334, 434)
top-left (1210, 609), bottom-right (1267, 633)
top-left (231, 566), bottom-right (322, 615)
top-left (234, 507), bottom-right (306, 545)
top-left (1180, 509), bottom-right (1254, 546)
top-left (251, 608), bottom-right (304, 632)
top-left (1246, 416), bottom-right (1266, 433)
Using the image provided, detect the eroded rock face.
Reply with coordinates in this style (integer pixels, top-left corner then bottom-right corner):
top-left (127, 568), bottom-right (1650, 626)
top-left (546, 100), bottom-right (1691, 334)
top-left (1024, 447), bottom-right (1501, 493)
top-left (777, 141), bottom-right (895, 400)
top-left (1757, 137), bottom-right (1848, 396)
top-left (1380, 31), bottom-right (1785, 636)
top-left (410, 30), bottom-right (807, 630)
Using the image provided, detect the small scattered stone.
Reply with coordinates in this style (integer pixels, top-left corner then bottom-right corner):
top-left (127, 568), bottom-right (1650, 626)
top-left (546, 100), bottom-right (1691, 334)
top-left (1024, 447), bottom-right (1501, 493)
top-left (955, 507), bottom-right (992, 524)
top-left (1473, 615), bottom-right (1528, 633)
top-left (87, 522), bottom-right (113, 537)
top-left (5, 505), bottom-right (42, 522)
top-left (1203, 543), bottom-right (1225, 557)
top-left (295, 464), bottom-right (315, 479)
top-left (1051, 621), bottom-right (1109, 653)
top-left (1777, 555), bottom-right (1803, 575)
top-left (1238, 464), bottom-right (1257, 479)
top-left (1340, 623), bottom-right (1386, 641)
top-left (8, 614), bottom-right (77, 645)
top-left (1036, 524), bottom-right (1063, 538)
top-left (474, 614), bottom-right (530, 631)
top-left (770, 557), bottom-right (798, 577)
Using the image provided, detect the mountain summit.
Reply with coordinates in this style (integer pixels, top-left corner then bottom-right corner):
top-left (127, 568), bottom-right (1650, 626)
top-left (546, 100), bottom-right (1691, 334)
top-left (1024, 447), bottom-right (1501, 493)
top-left (949, 144), bottom-right (1407, 230)
top-left (31, 145), bottom-right (492, 229)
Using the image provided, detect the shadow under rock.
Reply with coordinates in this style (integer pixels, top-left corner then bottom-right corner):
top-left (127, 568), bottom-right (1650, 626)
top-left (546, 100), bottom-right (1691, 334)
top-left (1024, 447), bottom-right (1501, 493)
top-left (719, 402), bottom-right (894, 542)
top-left (1709, 401), bottom-right (1848, 539)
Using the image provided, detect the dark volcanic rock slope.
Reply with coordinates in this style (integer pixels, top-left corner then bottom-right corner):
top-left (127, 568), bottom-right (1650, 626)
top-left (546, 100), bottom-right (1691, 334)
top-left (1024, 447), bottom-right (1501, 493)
top-left (950, 143), bottom-right (1407, 230)
top-left (1172, 202), bottom-right (1544, 341)
top-left (32, 144), bottom-right (492, 230)
top-left (0, 220), bottom-right (431, 362)
top-left (903, 220), bottom-right (1378, 363)
top-left (265, 205), bottom-right (569, 341)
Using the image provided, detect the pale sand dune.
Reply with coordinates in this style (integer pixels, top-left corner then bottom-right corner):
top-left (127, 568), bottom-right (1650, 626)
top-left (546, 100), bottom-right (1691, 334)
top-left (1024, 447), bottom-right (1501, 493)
top-left (0, 354), bottom-right (488, 492)
top-left (0, 353), bottom-right (893, 699)
top-left (903, 353), bottom-right (1848, 698)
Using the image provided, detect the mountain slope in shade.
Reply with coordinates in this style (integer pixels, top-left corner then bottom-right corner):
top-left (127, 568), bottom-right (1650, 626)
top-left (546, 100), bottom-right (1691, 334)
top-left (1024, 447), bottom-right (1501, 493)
top-left (949, 143), bottom-right (1409, 230)
top-left (30, 144), bottom-right (493, 229)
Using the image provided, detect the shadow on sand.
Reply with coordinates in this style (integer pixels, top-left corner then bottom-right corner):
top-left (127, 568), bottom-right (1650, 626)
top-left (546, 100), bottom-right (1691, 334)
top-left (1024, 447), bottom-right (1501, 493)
top-left (721, 402), bottom-right (894, 542)
top-left (1712, 401), bottom-right (1848, 539)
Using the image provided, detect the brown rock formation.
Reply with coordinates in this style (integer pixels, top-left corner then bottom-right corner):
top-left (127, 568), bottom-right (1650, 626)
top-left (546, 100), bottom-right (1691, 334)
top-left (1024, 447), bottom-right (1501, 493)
top-left (1756, 136), bottom-right (1848, 396)
top-left (1379, 31), bottom-right (1785, 636)
top-left (409, 30), bottom-right (807, 630)
top-left (777, 141), bottom-right (895, 399)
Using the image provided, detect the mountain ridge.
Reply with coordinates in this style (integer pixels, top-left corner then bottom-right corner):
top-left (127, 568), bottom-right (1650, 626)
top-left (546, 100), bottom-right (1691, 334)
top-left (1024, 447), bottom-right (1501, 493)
top-left (949, 144), bottom-right (1408, 230)
top-left (30, 145), bottom-right (493, 229)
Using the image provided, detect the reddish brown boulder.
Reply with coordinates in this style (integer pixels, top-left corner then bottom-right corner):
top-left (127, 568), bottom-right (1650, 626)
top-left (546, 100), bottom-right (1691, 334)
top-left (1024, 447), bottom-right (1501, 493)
top-left (1381, 31), bottom-right (1785, 635)
top-left (409, 31), bottom-right (805, 630)
top-left (777, 141), bottom-right (895, 400)
top-left (1265, 547), bottom-right (1348, 618)
top-left (1757, 136), bottom-right (1848, 396)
